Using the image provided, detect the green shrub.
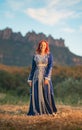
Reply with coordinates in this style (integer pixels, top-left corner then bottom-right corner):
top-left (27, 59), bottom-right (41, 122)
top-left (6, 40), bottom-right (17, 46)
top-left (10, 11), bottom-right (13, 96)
top-left (54, 78), bottom-right (82, 105)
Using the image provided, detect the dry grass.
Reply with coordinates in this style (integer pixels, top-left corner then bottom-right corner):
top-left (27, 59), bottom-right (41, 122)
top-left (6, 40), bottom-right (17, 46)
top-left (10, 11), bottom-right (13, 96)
top-left (0, 64), bottom-right (28, 74)
top-left (0, 105), bottom-right (82, 130)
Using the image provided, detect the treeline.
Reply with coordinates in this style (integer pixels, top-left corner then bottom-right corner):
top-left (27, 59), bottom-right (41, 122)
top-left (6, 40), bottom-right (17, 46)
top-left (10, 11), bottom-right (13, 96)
top-left (0, 64), bottom-right (82, 105)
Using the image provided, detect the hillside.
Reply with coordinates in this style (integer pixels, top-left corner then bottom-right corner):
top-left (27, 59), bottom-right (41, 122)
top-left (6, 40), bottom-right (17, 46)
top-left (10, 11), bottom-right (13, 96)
top-left (0, 27), bottom-right (82, 66)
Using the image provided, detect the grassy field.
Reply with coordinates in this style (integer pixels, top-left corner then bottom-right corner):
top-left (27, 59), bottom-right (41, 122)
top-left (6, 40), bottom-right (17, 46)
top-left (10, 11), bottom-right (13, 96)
top-left (0, 64), bottom-right (82, 129)
top-left (0, 104), bottom-right (82, 130)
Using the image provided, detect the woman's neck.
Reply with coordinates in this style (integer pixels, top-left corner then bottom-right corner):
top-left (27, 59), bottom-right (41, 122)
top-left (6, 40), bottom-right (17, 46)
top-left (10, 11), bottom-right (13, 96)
top-left (39, 51), bottom-right (45, 55)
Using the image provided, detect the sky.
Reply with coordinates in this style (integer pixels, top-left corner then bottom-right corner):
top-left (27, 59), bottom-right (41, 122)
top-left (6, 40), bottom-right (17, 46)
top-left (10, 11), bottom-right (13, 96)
top-left (0, 0), bottom-right (82, 56)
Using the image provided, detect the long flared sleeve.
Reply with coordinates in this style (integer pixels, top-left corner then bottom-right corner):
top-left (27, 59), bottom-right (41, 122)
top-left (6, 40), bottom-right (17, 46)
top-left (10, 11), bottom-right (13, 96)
top-left (28, 55), bottom-right (36, 82)
top-left (45, 53), bottom-right (53, 80)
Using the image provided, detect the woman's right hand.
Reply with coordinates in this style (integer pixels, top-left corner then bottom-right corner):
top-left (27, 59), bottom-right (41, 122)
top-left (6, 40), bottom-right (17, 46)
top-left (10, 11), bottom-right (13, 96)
top-left (28, 82), bottom-right (32, 87)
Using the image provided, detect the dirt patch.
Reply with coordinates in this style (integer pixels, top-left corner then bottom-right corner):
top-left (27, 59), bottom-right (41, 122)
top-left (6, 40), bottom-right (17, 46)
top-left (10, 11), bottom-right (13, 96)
top-left (0, 105), bottom-right (82, 130)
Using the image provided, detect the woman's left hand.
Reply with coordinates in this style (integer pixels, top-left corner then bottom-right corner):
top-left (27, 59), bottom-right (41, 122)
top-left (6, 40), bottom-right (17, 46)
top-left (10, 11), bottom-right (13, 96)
top-left (44, 79), bottom-right (49, 85)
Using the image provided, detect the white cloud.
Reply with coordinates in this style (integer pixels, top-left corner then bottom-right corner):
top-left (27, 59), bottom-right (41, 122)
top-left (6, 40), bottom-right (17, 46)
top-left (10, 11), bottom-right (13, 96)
top-left (62, 28), bottom-right (75, 33)
top-left (24, 0), bottom-right (81, 25)
top-left (5, 0), bottom-right (36, 11)
top-left (4, 0), bottom-right (81, 26)
top-left (46, 0), bottom-right (81, 7)
top-left (79, 26), bottom-right (82, 32)
top-left (6, 0), bottom-right (25, 11)
top-left (24, 7), bottom-right (74, 25)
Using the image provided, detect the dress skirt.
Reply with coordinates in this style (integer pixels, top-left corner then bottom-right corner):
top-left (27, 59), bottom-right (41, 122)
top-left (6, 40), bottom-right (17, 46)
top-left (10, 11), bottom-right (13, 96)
top-left (27, 67), bottom-right (57, 115)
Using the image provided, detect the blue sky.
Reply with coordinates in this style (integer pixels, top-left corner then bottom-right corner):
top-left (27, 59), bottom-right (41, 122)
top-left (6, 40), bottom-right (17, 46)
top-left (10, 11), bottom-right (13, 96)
top-left (0, 0), bottom-right (82, 56)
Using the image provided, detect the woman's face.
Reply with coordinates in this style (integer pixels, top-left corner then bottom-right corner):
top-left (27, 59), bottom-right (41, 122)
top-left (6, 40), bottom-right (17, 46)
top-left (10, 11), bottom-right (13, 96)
top-left (40, 41), bottom-right (46, 53)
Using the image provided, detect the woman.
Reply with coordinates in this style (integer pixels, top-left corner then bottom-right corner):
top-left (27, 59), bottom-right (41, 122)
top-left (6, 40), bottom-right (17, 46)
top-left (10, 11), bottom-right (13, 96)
top-left (27, 40), bottom-right (57, 115)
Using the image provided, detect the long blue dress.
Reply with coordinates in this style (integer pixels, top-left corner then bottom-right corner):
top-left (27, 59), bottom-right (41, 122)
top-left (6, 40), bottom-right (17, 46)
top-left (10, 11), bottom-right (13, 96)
top-left (27, 53), bottom-right (57, 115)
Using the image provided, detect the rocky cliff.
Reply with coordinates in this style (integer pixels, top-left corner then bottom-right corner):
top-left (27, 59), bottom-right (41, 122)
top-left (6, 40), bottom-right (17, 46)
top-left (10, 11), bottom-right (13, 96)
top-left (0, 27), bottom-right (82, 66)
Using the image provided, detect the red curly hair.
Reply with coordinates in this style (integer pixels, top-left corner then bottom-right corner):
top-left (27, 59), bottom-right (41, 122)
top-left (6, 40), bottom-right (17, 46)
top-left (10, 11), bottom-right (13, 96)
top-left (36, 40), bottom-right (50, 54)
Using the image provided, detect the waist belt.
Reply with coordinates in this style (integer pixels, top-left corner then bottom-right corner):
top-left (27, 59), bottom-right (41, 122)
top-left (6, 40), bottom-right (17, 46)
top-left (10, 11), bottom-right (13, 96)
top-left (37, 63), bottom-right (47, 67)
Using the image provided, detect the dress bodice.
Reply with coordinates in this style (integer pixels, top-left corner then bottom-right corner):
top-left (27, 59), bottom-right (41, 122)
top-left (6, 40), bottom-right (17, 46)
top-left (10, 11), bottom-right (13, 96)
top-left (33, 54), bottom-right (49, 80)
top-left (28, 53), bottom-right (53, 82)
top-left (34, 54), bottom-right (48, 67)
